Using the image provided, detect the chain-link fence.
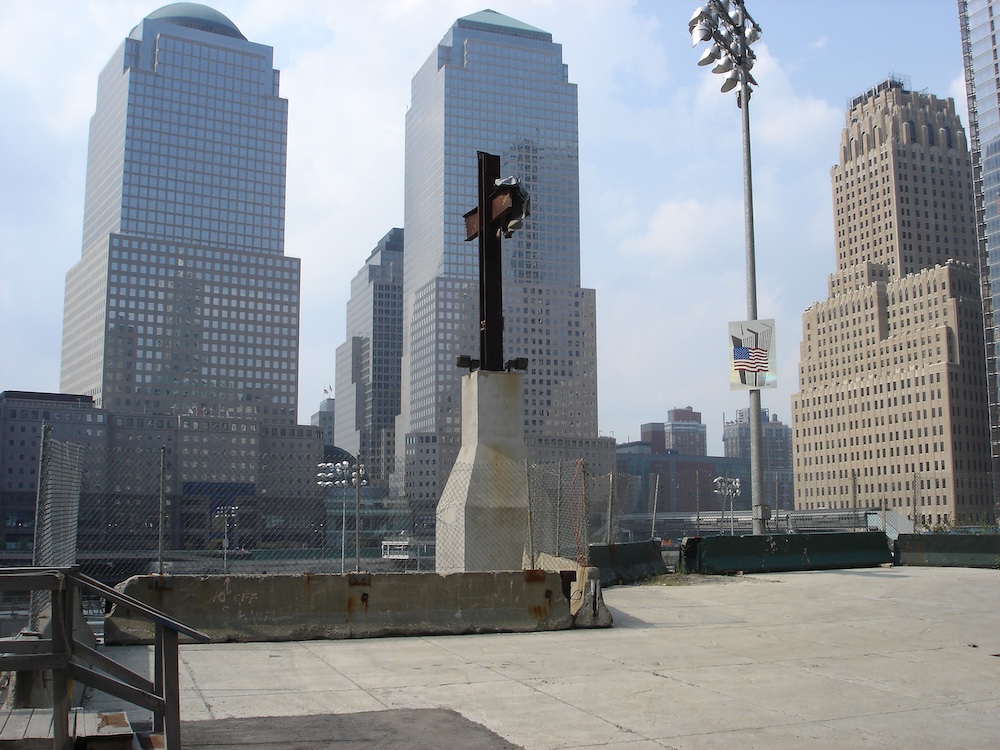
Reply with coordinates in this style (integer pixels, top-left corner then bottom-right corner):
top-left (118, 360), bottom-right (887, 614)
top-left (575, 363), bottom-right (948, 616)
top-left (28, 425), bottom-right (83, 630)
top-left (432, 458), bottom-right (628, 571)
top-left (28, 443), bottom-right (635, 581)
top-left (24, 437), bottom-right (1000, 587)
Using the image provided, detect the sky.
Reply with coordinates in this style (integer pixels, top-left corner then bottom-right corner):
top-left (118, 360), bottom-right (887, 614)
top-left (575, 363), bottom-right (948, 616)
top-left (0, 0), bottom-right (970, 452)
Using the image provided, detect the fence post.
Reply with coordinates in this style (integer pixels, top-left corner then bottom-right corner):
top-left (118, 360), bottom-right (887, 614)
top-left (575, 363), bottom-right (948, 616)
top-left (650, 473), bottom-right (659, 539)
top-left (606, 473), bottom-right (614, 545)
top-left (556, 461), bottom-right (562, 557)
top-left (30, 423), bottom-right (53, 631)
top-left (159, 445), bottom-right (166, 574)
top-left (580, 459), bottom-right (589, 564)
top-left (525, 459), bottom-right (534, 568)
top-left (32, 423), bottom-right (53, 568)
top-left (696, 471), bottom-right (701, 535)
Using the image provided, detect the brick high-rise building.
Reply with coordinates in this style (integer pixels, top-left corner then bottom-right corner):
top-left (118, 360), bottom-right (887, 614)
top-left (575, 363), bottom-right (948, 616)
top-left (724, 408), bottom-right (792, 511)
top-left (791, 78), bottom-right (994, 526)
top-left (641, 407), bottom-right (707, 456)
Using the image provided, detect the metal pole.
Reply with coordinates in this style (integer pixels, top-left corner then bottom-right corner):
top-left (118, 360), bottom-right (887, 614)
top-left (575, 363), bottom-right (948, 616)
top-left (341, 484), bottom-right (346, 574)
top-left (606, 473), bottom-right (614, 544)
top-left (740, 66), bottom-right (764, 536)
top-left (651, 474), bottom-right (660, 539)
top-left (581, 460), bottom-right (590, 561)
top-left (696, 471), bottom-right (701, 535)
top-left (556, 461), bottom-right (562, 556)
top-left (525, 459), bottom-right (535, 567)
top-left (355, 457), bottom-right (361, 572)
top-left (851, 469), bottom-right (859, 529)
top-left (159, 446), bottom-right (166, 574)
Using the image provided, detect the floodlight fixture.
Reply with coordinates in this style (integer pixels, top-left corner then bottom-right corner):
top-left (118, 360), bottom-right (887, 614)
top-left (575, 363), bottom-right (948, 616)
top-left (691, 21), bottom-right (713, 45)
top-left (504, 357), bottom-right (529, 372)
top-left (455, 354), bottom-right (480, 372)
top-left (712, 56), bottom-right (734, 74)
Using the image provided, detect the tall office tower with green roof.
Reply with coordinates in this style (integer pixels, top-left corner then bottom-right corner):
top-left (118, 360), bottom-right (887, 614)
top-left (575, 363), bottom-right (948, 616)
top-left (61, 3), bottom-right (300, 427)
top-left (57, 6), bottom-right (323, 552)
top-left (395, 10), bottom-right (613, 526)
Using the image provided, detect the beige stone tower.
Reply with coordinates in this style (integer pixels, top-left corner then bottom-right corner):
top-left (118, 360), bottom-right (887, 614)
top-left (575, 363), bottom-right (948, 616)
top-left (791, 78), bottom-right (995, 527)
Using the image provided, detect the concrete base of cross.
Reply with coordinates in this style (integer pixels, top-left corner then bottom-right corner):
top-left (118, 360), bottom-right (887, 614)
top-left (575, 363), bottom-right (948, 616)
top-left (436, 370), bottom-right (529, 573)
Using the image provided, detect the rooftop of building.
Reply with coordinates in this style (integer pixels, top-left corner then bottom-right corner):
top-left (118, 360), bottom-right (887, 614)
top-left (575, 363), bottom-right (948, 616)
top-left (0, 391), bottom-right (95, 406)
top-left (456, 9), bottom-right (551, 42)
top-left (84, 567), bottom-right (1000, 749)
top-left (139, 3), bottom-right (246, 40)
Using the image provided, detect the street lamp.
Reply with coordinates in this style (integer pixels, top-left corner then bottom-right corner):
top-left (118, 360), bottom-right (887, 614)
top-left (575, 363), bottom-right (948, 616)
top-left (714, 476), bottom-right (741, 535)
top-left (318, 459), bottom-right (366, 572)
top-left (351, 459), bottom-right (368, 572)
top-left (691, 0), bottom-right (766, 534)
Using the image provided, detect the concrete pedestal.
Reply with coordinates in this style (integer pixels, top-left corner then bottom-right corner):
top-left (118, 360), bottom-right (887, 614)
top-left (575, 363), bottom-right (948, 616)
top-left (436, 370), bottom-right (529, 573)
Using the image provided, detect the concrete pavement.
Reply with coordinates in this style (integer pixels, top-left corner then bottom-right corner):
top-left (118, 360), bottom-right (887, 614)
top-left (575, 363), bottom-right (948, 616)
top-left (86, 566), bottom-right (1000, 749)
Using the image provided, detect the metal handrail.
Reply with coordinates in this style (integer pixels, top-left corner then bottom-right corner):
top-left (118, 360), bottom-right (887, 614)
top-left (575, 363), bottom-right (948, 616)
top-left (0, 565), bottom-right (209, 749)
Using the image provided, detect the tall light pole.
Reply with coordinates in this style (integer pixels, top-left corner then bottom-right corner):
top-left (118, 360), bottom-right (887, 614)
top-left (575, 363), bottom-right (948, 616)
top-left (691, 0), bottom-right (766, 534)
top-left (318, 459), bottom-right (366, 572)
top-left (353, 458), bottom-right (367, 572)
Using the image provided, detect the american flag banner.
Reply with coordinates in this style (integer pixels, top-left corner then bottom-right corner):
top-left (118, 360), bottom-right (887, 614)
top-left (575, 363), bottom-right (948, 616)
top-left (729, 319), bottom-right (776, 390)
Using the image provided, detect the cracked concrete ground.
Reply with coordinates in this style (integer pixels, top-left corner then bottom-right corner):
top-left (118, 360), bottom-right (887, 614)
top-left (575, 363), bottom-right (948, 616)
top-left (86, 566), bottom-right (1000, 749)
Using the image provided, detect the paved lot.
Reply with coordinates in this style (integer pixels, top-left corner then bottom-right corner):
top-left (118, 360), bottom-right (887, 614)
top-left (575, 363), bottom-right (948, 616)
top-left (88, 566), bottom-right (1000, 749)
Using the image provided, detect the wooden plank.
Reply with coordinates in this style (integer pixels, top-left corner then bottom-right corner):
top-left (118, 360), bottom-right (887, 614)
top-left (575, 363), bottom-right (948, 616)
top-left (0, 638), bottom-right (54, 654)
top-left (68, 662), bottom-right (163, 714)
top-left (0, 709), bottom-right (32, 739)
top-left (0, 653), bottom-right (66, 671)
top-left (162, 627), bottom-right (181, 750)
top-left (79, 711), bottom-right (131, 738)
top-left (0, 570), bottom-right (63, 593)
top-left (23, 708), bottom-right (52, 739)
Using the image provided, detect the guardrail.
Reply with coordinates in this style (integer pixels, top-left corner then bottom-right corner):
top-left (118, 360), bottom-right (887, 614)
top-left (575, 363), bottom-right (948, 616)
top-left (0, 566), bottom-right (209, 749)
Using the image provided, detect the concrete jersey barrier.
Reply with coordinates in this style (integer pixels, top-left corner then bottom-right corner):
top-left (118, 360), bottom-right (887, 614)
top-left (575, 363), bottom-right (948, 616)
top-left (105, 569), bottom-right (611, 644)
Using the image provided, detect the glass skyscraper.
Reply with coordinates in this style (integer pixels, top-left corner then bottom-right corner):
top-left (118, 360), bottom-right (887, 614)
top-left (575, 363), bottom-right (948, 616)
top-left (396, 10), bottom-right (612, 522)
top-left (335, 228), bottom-right (404, 486)
top-left (960, 0), bottom-right (1000, 469)
top-left (61, 3), bottom-right (299, 425)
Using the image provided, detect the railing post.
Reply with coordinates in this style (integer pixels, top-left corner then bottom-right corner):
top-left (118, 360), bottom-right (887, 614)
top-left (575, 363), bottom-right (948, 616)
top-left (51, 578), bottom-right (71, 750)
top-left (154, 624), bottom-right (165, 733)
top-left (162, 626), bottom-right (181, 749)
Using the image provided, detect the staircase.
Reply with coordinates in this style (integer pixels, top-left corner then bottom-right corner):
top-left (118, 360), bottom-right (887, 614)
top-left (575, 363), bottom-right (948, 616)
top-left (0, 567), bottom-right (209, 749)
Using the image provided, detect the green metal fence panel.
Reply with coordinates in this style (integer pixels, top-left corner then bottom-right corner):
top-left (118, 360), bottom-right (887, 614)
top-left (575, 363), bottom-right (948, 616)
top-left (895, 534), bottom-right (1000, 568)
top-left (588, 541), bottom-right (667, 586)
top-left (693, 532), bottom-right (891, 574)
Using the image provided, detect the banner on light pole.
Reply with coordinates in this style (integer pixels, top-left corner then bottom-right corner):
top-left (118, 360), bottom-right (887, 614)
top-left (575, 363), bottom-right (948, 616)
top-left (729, 319), bottom-right (776, 391)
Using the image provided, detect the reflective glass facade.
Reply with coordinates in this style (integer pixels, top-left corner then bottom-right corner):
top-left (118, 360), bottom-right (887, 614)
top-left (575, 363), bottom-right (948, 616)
top-left (960, 0), bottom-right (1000, 461)
top-left (334, 228), bottom-right (404, 485)
top-left (396, 11), bottom-right (608, 516)
top-left (61, 7), bottom-right (298, 425)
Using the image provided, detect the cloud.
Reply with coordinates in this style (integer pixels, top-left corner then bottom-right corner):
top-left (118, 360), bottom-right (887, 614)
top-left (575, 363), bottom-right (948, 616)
top-left (617, 198), bottom-right (743, 267)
